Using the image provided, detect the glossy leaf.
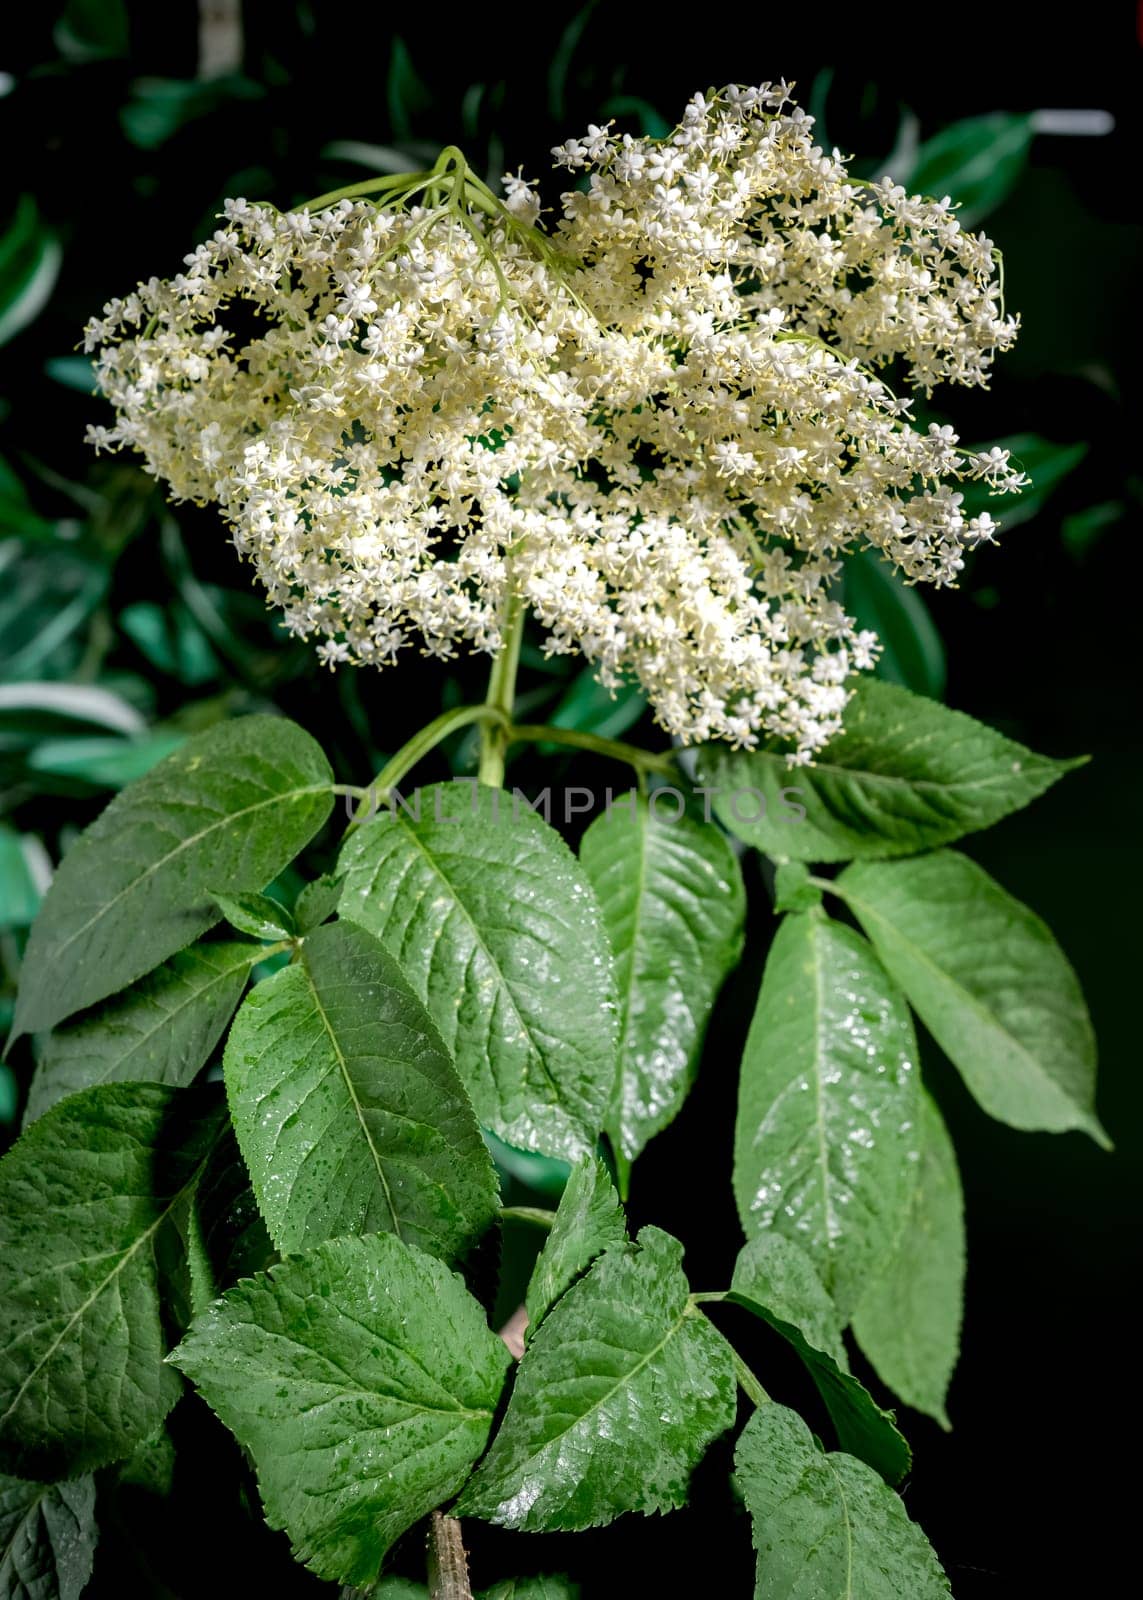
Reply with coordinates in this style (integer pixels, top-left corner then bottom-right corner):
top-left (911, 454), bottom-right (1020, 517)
top-left (224, 919), bottom-right (498, 1261)
top-left (524, 1156), bottom-right (626, 1333)
top-left (700, 678), bottom-right (1081, 863)
top-left (734, 910), bottom-right (920, 1316)
top-left (839, 851), bottom-right (1108, 1146)
top-left (12, 716), bottom-right (333, 1039)
top-left (210, 891), bottom-right (294, 941)
top-left (0, 1474), bottom-right (97, 1600)
top-left (579, 799), bottom-right (744, 1161)
top-left (339, 784), bottom-right (618, 1160)
top-left (729, 1235), bottom-right (910, 1484)
top-left (853, 1094), bottom-right (965, 1427)
top-left (457, 1228), bottom-right (735, 1530)
top-left (24, 939), bottom-right (256, 1124)
top-left (736, 1405), bottom-right (951, 1598)
top-left (0, 1083), bottom-right (223, 1478)
top-left (170, 1233), bottom-right (511, 1587)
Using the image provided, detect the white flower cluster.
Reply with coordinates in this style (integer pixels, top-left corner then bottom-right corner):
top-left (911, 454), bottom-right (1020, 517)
top-left (85, 84), bottom-right (1022, 759)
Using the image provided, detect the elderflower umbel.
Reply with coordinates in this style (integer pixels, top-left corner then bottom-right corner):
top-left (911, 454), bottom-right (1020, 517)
top-left (85, 85), bottom-right (1023, 760)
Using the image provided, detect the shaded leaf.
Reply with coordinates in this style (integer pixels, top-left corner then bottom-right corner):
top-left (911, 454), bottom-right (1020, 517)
top-left (12, 716), bottom-right (333, 1038)
top-left (0, 1084), bottom-right (223, 1478)
top-left (735, 1405), bottom-right (950, 1598)
top-left (840, 850), bottom-right (1107, 1146)
top-left (480, 1581), bottom-right (578, 1600)
top-left (580, 799), bottom-right (744, 1162)
top-left (701, 678), bottom-right (1081, 863)
top-left (853, 1094), bottom-right (964, 1427)
top-left (24, 940), bottom-right (256, 1124)
top-left (734, 910), bottom-right (920, 1316)
top-left (899, 112), bottom-right (1033, 225)
top-left (170, 1233), bottom-right (510, 1587)
top-left (224, 919), bottom-right (498, 1261)
top-left (0, 1473), bottom-right (97, 1600)
top-left (457, 1228), bottom-right (735, 1530)
top-left (841, 549), bottom-right (946, 699)
top-left (958, 433), bottom-right (1087, 530)
top-left (339, 784), bottom-right (617, 1160)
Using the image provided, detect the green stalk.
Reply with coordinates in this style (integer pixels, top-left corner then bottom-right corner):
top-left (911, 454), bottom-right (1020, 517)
top-left (507, 723), bottom-right (676, 777)
top-left (478, 592), bottom-right (526, 788)
top-left (346, 704), bottom-right (508, 833)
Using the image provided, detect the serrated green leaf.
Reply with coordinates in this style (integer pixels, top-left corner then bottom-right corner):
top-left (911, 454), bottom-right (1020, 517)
top-left (524, 1156), bottom-right (626, 1333)
top-left (900, 112), bottom-right (1033, 225)
top-left (700, 678), bottom-right (1081, 863)
top-left (852, 1094), bottom-right (964, 1427)
top-left (338, 784), bottom-right (618, 1160)
top-left (24, 939), bottom-right (256, 1124)
top-left (0, 1083), bottom-right (224, 1478)
top-left (579, 800), bottom-right (744, 1162)
top-left (0, 1473), bottom-right (97, 1600)
top-left (170, 1233), bottom-right (511, 1587)
top-left (729, 1235), bottom-right (910, 1484)
top-left (294, 873), bottom-right (344, 932)
top-left (839, 850), bottom-right (1107, 1146)
top-left (12, 716), bottom-right (333, 1039)
top-left (841, 548), bottom-right (947, 699)
top-left (734, 911), bottom-right (920, 1316)
top-left (457, 1227), bottom-right (735, 1531)
top-left (736, 1405), bottom-right (950, 1598)
top-left (224, 919), bottom-right (498, 1261)
top-left (210, 891), bottom-right (294, 942)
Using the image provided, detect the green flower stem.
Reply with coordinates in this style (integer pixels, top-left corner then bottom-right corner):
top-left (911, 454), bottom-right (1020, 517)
top-left (731, 1349), bottom-right (772, 1408)
top-left (478, 593), bottom-right (526, 789)
top-left (690, 1299), bottom-right (772, 1407)
top-left (345, 705), bottom-right (509, 833)
top-left (499, 1205), bottom-right (556, 1231)
top-left (506, 723), bottom-right (676, 776)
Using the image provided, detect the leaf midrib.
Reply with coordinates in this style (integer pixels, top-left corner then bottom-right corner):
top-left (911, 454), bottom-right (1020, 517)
top-left (385, 815), bottom-right (564, 1103)
top-left (486, 1292), bottom-right (693, 1490)
top-left (47, 782), bottom-right (331, 963)
top-left (300, 954), bottom-right (402, 1241)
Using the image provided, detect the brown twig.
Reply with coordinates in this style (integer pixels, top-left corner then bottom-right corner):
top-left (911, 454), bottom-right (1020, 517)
top-left (427, 1509), bottom-right (472, 1600)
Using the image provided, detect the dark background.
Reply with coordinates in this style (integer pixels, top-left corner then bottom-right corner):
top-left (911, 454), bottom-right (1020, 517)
top-left (2, 3), bottom-right (1140, 1594)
